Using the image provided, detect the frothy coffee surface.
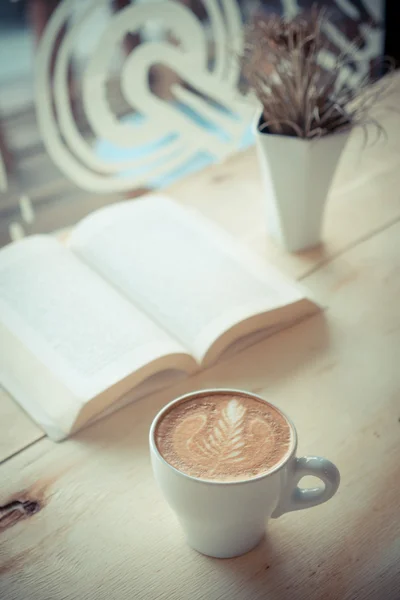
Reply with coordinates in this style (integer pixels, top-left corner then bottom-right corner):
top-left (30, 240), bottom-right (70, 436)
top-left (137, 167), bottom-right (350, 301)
top-left (155, 393), bottom-right (292, 482)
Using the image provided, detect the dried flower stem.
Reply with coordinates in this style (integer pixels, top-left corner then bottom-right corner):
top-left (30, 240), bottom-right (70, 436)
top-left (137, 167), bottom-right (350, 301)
top-left (240, 8), bottom-right (393, 139)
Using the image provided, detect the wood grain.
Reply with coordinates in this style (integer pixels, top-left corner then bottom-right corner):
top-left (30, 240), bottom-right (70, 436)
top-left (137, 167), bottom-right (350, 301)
top-left (0, 389), bottom-right (43, 464)
top-left (1, 215), bottom-right (399, 600)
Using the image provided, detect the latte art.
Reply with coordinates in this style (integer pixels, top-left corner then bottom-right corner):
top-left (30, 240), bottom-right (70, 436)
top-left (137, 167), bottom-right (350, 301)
top-left (155, 393), bottom-right (292, 481)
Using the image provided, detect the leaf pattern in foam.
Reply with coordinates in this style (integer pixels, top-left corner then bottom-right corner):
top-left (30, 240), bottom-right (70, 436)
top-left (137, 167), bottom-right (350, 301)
top-left (187, 399), bottom-right (247, 465)
top-left (172, 398), bottom-right (282, 476)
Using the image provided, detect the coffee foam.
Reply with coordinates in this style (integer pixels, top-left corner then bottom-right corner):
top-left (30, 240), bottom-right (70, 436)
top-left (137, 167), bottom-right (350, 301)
top-left (155, 393), bottom-right (292, 482)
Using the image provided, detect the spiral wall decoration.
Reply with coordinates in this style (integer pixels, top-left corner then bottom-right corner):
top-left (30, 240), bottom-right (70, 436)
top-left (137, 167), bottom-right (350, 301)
top-left (35, 0), bottom-right (253, 193)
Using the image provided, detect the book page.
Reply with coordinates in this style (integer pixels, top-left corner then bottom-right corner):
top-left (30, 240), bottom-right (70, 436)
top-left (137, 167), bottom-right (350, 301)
top-left (70, 196), bottom-right (317, 364)
top-left (0, 236), bottom-right (193, 406)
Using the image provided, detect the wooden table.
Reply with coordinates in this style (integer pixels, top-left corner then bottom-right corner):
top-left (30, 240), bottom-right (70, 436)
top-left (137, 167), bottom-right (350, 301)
top-left (1, 77), bottom-right (400, 600)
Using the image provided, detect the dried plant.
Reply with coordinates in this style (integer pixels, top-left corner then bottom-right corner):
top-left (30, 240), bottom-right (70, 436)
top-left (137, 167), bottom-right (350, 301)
top-left (240, 8), bottom-right (393, 139)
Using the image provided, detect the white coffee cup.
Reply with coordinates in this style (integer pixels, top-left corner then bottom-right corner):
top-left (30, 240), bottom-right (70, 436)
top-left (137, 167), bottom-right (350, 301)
top-left (149, 389), bottom-right (340, 558)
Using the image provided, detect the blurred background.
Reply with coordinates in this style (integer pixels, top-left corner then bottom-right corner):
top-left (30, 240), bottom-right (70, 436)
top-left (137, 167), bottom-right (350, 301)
top-left (0, 0), bottom-right (392, 248)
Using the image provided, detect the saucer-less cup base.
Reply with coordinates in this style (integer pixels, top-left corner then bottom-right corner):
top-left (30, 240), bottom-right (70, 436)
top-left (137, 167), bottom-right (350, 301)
top-left (150, 389), bottom-right (340, 559)
top-left (184, 522), bottom-right (265, 558)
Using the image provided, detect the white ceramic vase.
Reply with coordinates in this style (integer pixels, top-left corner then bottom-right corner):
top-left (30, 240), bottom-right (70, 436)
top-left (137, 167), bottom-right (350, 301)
top-left (255, 116), bottom-right (350, 252)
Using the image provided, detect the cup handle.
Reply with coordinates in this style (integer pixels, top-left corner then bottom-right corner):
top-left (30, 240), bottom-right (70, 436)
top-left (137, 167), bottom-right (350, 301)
top-left (271, 456), bottom-right (340, 518)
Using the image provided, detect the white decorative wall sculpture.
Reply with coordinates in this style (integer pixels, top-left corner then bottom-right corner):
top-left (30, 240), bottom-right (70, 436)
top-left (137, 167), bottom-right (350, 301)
top-left (35, 0), bottom-right (253, 193)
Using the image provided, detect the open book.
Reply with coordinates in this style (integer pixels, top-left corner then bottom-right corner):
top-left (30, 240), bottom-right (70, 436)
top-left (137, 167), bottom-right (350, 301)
top-left (0, 195), bottom-right (319, 440)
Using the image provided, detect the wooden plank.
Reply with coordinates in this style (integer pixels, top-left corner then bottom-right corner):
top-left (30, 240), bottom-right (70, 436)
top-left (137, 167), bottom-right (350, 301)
top-left (1, 218), bottom-right (399, 600)
top-left (0, 388), bottom-right (43, 464)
